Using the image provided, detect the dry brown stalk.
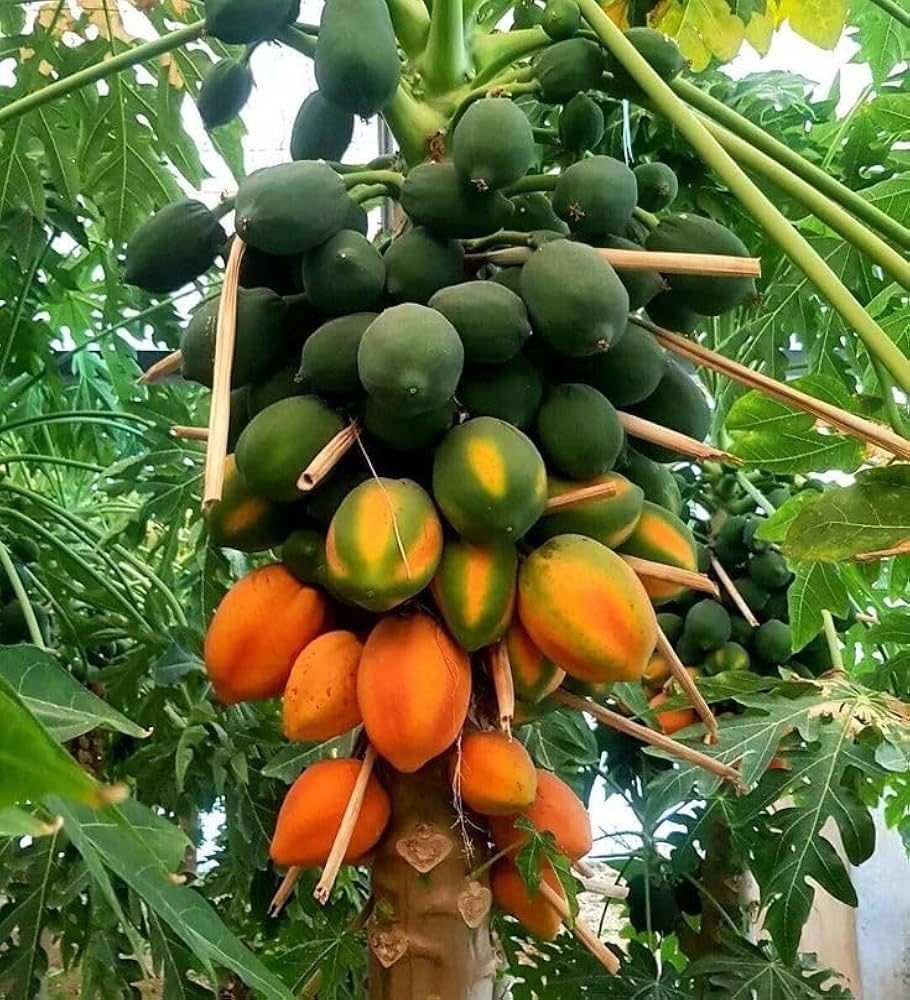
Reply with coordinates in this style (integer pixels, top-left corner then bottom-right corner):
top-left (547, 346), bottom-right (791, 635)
top-left (269, 866), bottom-right (302, 916)
top-left (297, 421), bottom-right (362, 492)
top-left (599, 247), bottom-right (761, 277)
top-left (655, 627), bottom-right (718, 740)
top-left (710, 555), bottom-right (760, 627)
top-left (171, 425), bottom-right (209, 442)
top-left (621, 554), bottom-right (720, 597)
top-left (537, 880), bottom-right (621, 975)
top-left (618, 411), bottom-right (740, 464)
top-left (852, 539), bottom-right (910, 563)
top-left (544, 480), bottom-right (618, 512)
top-left (488, 641), bottom-right (515, 736)
top-left (139, 349), bottom-right (183, 385)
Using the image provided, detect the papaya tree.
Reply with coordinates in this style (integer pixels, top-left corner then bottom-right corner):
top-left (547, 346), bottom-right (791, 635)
top-left (0, 2), bottom-right (908, 998)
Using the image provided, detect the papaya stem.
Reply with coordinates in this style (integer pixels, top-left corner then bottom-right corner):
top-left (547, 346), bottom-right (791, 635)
top-left (472, 26), bottom-right (549, 86)
top-left (212, 195), bottom-right (236, 221)
top-left (420, 0), bottom-right (471, 94)
top-left (617, 411), bottom-right (740, 464)
top-left (139, 349), bottom-right (183, 385)
top-left (538, 880), bottom-right (621, 975)
top-left (734, 472), bottom-right (777, 516)
top-left (578, 0), bottom-right (910, 392)
top-left (487, 641), bottom-right (515, 735)
top-left (0, 538), bottom-right (48, 650)
top-left (621, 555), bottom-right (719, 598)
top-left (385, 0), bottom-right (431, 58)
top-left (350, 183), bottom-right (395, 205)
top-left (821, 611), bottom-right (846, 674)
top-left (274, 24), bottom-right (318, 58)
top-left (866, 0), bottom-right (910, 28)
top-left (709, 556), bottom-right (760, 628)
top-left (670, 77), bottom-right (910, 252)
top-left (171, 425), bottom-right (208, 442)
top-left (462, 230), bottom-right (534, 252)
top-left (268, 866), bottom-right (301, 916)
top-left (504, 172), bottom-right (558, 195)
top-left (633, 206), bottom-right (659, 229)
top-left (655, 628), bottom-right (718, 740)
top-left (0, 21), bottom-right (205, 128)
top-left (383, 85), bottom-right (447, 165)
top-left (545, 480), bottom-right (618, 512)
top-left (341, 170), bottom-right (404, 192)
top-left (870, 357), bottom-right (910, 439)
top-left (297, 422), bottom-right (362, 493)
top-left (447, 77), bottom-right (540, 133)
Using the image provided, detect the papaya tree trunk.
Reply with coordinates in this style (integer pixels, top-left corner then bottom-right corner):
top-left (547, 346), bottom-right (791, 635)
top-left (368, 761), bottom-right (496, 1000)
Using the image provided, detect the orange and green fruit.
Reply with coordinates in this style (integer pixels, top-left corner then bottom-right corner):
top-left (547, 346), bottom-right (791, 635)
top-left (531, 472), bottom-right (644, 549)
top-left (618, 501), bottom-right (698, 605)
top-left (490, 860), bottom-right (565, 940)
top-left (648, 691), bottom-right (698, 735)
top-left (702, 642), bottom-right (750, 675)
top-left (452, 730), bottom-right (537, 815)
top-left (505, 619), bottom-right (565, 704)
top-left (282, 631), bottom-right (362, 742)
top-left (205, 456), bottom-right (295, 552)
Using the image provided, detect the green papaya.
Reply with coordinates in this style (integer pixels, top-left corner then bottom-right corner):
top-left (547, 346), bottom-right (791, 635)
top-left (716, 514), bottom-right (747, 549)
top-left (180, 287), bottom-right (290, 389)
top-left (748, 550), bottom-right (792, 590)
top-left (728, 614), bottom-right (753, 647)
top-left (235, 396), bottom-right (346, 502)
top-left (634, 161), bottom-right (679, 212)
top-left (299, 313), bottom-right (377, 399)
top-left (343, 197), bottom-right (369, 237)
top-left (206, 455), bottom-right (296, 552)
top-left (358, 304), bottom-right (464, 415)
top-left (542, 0), bottom-right (581, 39)
top-left (558, 93), bottom-right (605, 153)
top-left (9, 538), bottom-right (39, 565)
top-left (537, 384), bottom-right (624, 480)
top-left (533, 38), bottom-right (605, 104)
top-left (400, 162), bottom-right (514, 239)
top-left (307, 466), bottom-right (369, 528)
top-left (453, 98), bottom-right (535, 190)
top-left (429, 281), bottom-right (530, 364)
top-left (364, 398), bottom-right (455, 451)
top-left (205, 0), bottom-right (296, 44)
top-left (674, 632), bottom-right (702, 666)
top-left (557, 322), bottom-right (666, 406)
top-left (124, 200), bottom-right (226, 293)
top-left (703, 641), bottom-right (750, 675)
top-left (553, 156), bottom-right (638, 237)
top-left (645, 289), bottom-right (700, 334)
top-left (657, 611), bottom-right (684, 645)
top-left (239, 246), bottom-right (301, 296)
top-left (519, 240), bottom-right (629, 356)
top-left (290, 90), bottom-right (354, 162)
top-left (282, 528), bottom-right (328, 586)
top-left (509, 193), bottom-right (569, 234)
top-left (732, 577), bottom-right (769, 613)
top-left (315, 0), bottom-right (400, 116)
top-left (646, 214), bottom-right (756, 315)
top-left (742, 514), bottom-right (769, 554)
top-left (301, 230), bottom-right (385, 313)
top-left (621, 449), bottom-right (683, 515)
top-left (384, 227), bottom-right (465, 304)
top-left (247, 362), bottom-right (308, 416)
top-left (685, 600), bottom-right (731, 652)
top-left (606, 27), bottom-right (687, 98)
top-left (228, 388), bottom-right (250, 452)
top-left (626, 360), bottom-right (710, 462)
top-left (532, 472), bottom-right (644, 548)
top-left (235, 161), bottom-right (349, 255)
top-left (491, 267), bottom-right (524, 295)
top-left (0, 600), bottom-right (50, 645)
top-left (754, 619), bottom-right (792, 665)
top-left (459, 354), bottom-right (543, 429)
top-left (197, 58), bottom-right (254, 129)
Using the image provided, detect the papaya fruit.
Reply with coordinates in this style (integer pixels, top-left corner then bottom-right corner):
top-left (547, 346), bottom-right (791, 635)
top-left (384, 227), bottom-right (465, 304)
top-left (400, 163), bottom-right (514, 239)
top-left (606, 27), bottom-right (687, 97)
top-left (684, 599), bottom-right (731, 652)
top-left (626, 873), bottom-right (681, 934)
top-left (343, 197), bottom-right (370, 237)
top-left (645, 289), bottom-right (700, 334)
top-left (197, 58), bottom-right (254, 129)
top-left (205, 456), bottom-right (295, 552)
top-left (325, 478), bottom-right (443, 611)
top-left (642, 649), bottom-right (672, 687)
top-left (618, 501), bottom-right (698, 605)
top-left (519, 240), bottom-right (629, 357)
top-left (626, 360), bottom-right (711, 463)
top-left (542, 0), bottom-right (581, 40)
top-left (282, 630), bottom-right (363, 742)
top-left (282, 527), bottom-right (327, 586)
top-left (363, 398), bottom-right (455, 452)
top-left (124, 200), bottom-right (226, 293)
top-left (558, 92), bottom-right (605, 154)
top-left (301, 230), bottom-right (385, 314)
top-left (205, 0), bottom-right (296, 44)
top-left (764, 590), bottom-right (789, 622)
top-left (489, 769), bottom-right (592, 861)
top-left (315, 0), bottom-right (400, 116)
top-left (357, 613), bottom-right (471, 772)
top-left (557, 322), bottom-right (665, 407)
top-left (459, 354), bottom-right (544, 429)
top-left (8, 538), bottom-right (38, 565)
top-left (358, 304), bottom-right (464, 415)
top-left (657, 611), bottom-right (684, 645)
top-left (649, 691), bottom-right (698, 736)
top-left (742, 514), bottom-right (769, 554)
top-left (430, 537), bottom-right (517, 651)
top-left (553, 156), bottom-right (638, 237)
top-left (510, 193), bottom-right (569, 235)
top-left (645, 214), bottom-right (756, 315)
top-left (674, 632), bottom-right (702, 666)
top-left (592, 235), bottom-right (664, 310)
top-left (518, 534), bottom-right (657, 683)
top-left (0, 601), bottom-right (51, 645)
top-left (235, 396), bottom-right (345, 502)
top-left (235, 161), bottom-right (349, 255)
top-left (533, 38), bottom-right (605, 104)
top-left (536, 384), bottom-right (624, 480)
top-left (754, 619), bottom-right (792, 665)
top-left (491, 860), bottom-right (564, 940)
top-left (247, 362), bottom-right (307, 416)
top-left (453, 730), bottom-right (537, 814)
top-left (228, 387), bottom-right (250, 451)
top-left (732, 576), bottom-right (769, 614)
top-left (532, 472), bottom-right (644, 548)
top-left (204, 564), bottom-right (330, 703)
top-left (633, 161), bottom-right (679, 212)
top-left (453, 98), bottom-right (535, 191)
top-left (298, 313), bottom-right (375, 399)
top-left (702, 641), bottom-right (750, 675)
top-left (429, 281), bottom-right (530, 364)
top-left (270, 758), bottom-right (390, 868)
top-left (621, 449), bottom-right (683, 515)
top-left (432, 417), bottom-right (547, 542)
top-left (505, 619), bottom-right (566, 704)
top-left (290, 90), bottom-right (354, 162)
top-left (748, 550), bottom-right (792, 590)
top-left (239, 245), bottom-right (301, 296)
top-left (306, 466), bottom-right (369, 529)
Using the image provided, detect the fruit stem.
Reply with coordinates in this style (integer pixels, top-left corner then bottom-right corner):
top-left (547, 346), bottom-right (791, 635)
top-left (538, 880), bottom-right (621, 974)
top-left (709, 556), bottom-right (760, 628)
top-left (578, 0), bottom-right (910, 392)
top-left (383, 85), bottom-right (448, 165)
top-left (462, 230), bottom-right (535, 252)
top-left (655, 627), bottom-right (718, 740)
top-left (350, 183), bottom-right (395, 205)
top-left (621, 555), bottom-right (719, 598)
top-left (472, 25), bottom-right (549, 86)
top-left (0, 538), bottom-right (48, 650)
top-left (275, 24), bottom-right (318, 58)
top-left (670, 77), bottom-right (910, 252)
top-left (488, 641), bottom-right (515, 735)
top-left (448, 78), bottom-right (540, 133)
top-left (866, 0), bottom-right (910, 28)
top-left (420, 0), bottom-right (472, 94)
top-left (385, 0), bottom-right (431, 58)
top-left (504, 172), bottom-right (559, 195)
top-left (734, 472), bottom-right (776, 516)
top-left (341, 169), bottom-right (404, 192)
top-left (212, 195), bottom-right (236, 221)
top-left (633, 206), bottom-right (659, 229)
top-left (870, 357), bottom-right (910, 439)
top-left (821, 611), bottom-right (846, 674)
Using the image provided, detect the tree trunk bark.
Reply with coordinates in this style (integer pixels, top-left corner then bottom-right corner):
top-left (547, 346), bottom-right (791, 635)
top-left (368, 761), bottom-right (496, 1000)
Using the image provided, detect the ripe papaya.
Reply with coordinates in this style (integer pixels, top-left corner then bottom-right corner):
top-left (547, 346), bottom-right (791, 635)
top-left (430, 537), bottom-right (517, 651)
top-left (536, 384), bottom-right (624, 480)
top-left (553, 156), bottom-right (638, 237)
top-left (684, 599), bottom-right (731, 651)
top-left (532, 472), bottom-right (644, 548)
top-left (649, 691), bottom-right (697, 735)
top-left (429, 281), bottom-right (531, 364)
top-left (325, 478), bottom-right (443, 611)
top-left (620, 449), bottom-right (683, 515)
top-left (490, 860), bottom-right (564, 940)
top-left (452, 98), bottom-right (535, 190)
top-left (384, 227), bottom-right (465, 304)
top-left (432, 417), bottom-right (547, 542)
top-left (510, 193), bottom-right (569, 234)
top-left (358, 304), bottom-right (464, 416)
top-left (205, 0), bottom-right (296, 44)
top-left (282, 527), bottom-right (327, 586)
top-left (204, 564), bottom-right (330, 703)
top-left (290, 90), bottom-right (354, 162)
top-left (633, 161), bottom-right (679, 212)
top-left (506, 619), bottom-right (565, 704)
top-left (519, 534), bottom-right (657, 683)
top-left (702, 641), bottom-right (750, 675)
top-left (558, 92), bottom-right (605, 153)
top-left (299, 313), bottom-right (377, 399)
top-left (363, 398), bottom-right (455, 451)
top-left (282, 630), bottom-right (363, 742)
top-left (542, 0), bottom-right (581, 40)
top-left (459, 354), bottom-right (544, 429)
top-left (357, 613), bottom-right (471, 772)
top-left (618, 501), bottom-right (698, 604)
top-left (626, 360), bottom-right (711, 462)
top-left (533, 38), bottom-right (605, 104)
top-left (205, 456), bottom-right (295, 552)
top-left (453, 730), bottom-right (537, 815)
top-left (248, 362), bottom-right (307, 416)
top-left (645, 214), bottom-right (756, 315)
top-left (124, 200), bottom-right (226, 293)
top-left (235, 161), bottom-right (349, 255)
top-left (235, 396), bottom-right (345, 502)
top-left (645, 289), bottom-right (700, 334)
top-left (520, 240), bottom-right (629, 357)
top-left (642, 649), bottom-right (672, 687)
top-left (197, 58), bottom-right (253, 130)
top-left (400, 162), bottom-right (514, 239)
top-left (307, 466), bottom-right (369, 529)
top-left (301, 230), bottom-right (385, 314)
top-left (270, 758), bottom-right (390, 868)
top-left (558, 321), bottom-right (665, 407)
top-left (315, 0), bottom-right (400, 116)
top-left (606, 27), bottom-right (687, 97)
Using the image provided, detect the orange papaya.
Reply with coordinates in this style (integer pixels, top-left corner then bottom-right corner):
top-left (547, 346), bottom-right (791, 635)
top-left (452, 730), bottom-right (537, 815)
top-left (505, 619), bottom-right (565, 704)
top-left (490, 859), bottom-right (565, 940)
top-left (648, 691), bottom-right (697, 735)
top-left (531, 472), bottom-right (644, 548)
top-left (618, 501), bottom-right (698, 605)
top-left (205, 455), bottom-right (295, 552)
top-left (282, 631), bottom-right (362, 742)
top-left (642, 649), bottom-right (672, 688)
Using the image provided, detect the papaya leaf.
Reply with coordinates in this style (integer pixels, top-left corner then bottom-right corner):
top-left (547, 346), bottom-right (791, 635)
top-left (847, 1), bottom-right (910, 84)
top-left (261, 734), bottom-right (355, 783)
top-left (787, 560), bottom-right (850, 651)
top-left (754, 490), bottom-right (821, 543)
top-left (726, 374), bottom-right (852, 434)
top-left (0, 807), bottom-right (60, 839)
top-left (521, 706), bottom-right (600, 775)
top-left (513, 817), bottom-right (580, 919)
top-left (778, 0), bottom-right (847, 50)
top-left (862, 610), bottom-right (910, 647)
top-left (728, 426), bottom-right (863, 475)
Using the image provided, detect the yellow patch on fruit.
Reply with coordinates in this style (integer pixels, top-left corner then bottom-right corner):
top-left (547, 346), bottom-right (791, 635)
top-left (465, 438), bottom-right (507, 498)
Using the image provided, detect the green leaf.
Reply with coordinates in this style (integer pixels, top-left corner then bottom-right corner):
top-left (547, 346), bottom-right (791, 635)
top-left (783, 0), bottom-right (847, 49)
top-left (863, 610), bottom-right (910, 647)
top-left (0, 119), bottom-right (46, 221)
top-left (520, 707), bottom-right (599, 775)
top-left (729, 427), bottom-right (863, 475)
top-left (726, 374), bottom-right (852, 434)
top-left (0, 644), bottom-right (148, 741)
top-left (787, 561), bottom-right (850, 651)
top-left (261, 734), bottom-right (354, 783)
top-left (0, 807), bottom-right (60, 839)
top-left (755, 491), bottom-right (821, 543)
